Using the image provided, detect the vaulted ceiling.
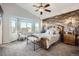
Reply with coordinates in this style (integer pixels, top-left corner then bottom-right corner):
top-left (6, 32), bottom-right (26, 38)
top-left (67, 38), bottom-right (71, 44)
top-left (16, 3), bottom-right (79, 20)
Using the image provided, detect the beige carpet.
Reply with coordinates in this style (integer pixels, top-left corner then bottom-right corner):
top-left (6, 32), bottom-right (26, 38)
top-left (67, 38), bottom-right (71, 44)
top-left (0, 40), bottom-right (79, 56)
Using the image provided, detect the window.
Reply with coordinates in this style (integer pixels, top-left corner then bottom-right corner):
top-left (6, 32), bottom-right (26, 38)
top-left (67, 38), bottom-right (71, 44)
top-left (11, 19), bottom-right (17, 33)
top-left (20, 21), bottom-right (32, 33)
top-left (20, 21), bottom-right (26, 28)
top-left (35, 23), bottom-right (39, 32)
top-left (20, 21), bottom-right (27, 34)
top-left (27, 23), bottom-right (32, 32)
top-left (12, 17), bottom-right (40, 33)
top-left (11, 20), bottom-right (16, 28)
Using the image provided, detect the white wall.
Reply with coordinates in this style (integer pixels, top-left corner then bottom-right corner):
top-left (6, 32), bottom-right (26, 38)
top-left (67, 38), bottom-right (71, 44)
top-left (1, 3), bottom-right (42, 43)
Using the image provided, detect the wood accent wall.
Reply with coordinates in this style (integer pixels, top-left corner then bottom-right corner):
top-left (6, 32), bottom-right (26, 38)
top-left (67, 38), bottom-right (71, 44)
top-left (43, 9), bottom-right (79, 23)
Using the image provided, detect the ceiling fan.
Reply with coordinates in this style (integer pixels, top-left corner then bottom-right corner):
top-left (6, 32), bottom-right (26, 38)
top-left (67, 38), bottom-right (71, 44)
top-left (33, 3), bottom-right (51, 15)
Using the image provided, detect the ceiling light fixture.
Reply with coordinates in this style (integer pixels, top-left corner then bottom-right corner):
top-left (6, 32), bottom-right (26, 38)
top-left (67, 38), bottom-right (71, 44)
top-left (33, 3), bottom-right (51, 15)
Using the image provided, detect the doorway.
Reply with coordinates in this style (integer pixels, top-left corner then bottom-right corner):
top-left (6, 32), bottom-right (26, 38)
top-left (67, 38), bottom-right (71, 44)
top-left (0, 5), bottom-right (3, 44)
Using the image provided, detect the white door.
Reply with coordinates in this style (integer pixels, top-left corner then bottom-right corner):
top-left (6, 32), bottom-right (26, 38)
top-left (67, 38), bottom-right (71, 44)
top-left (0, 16), bottom-right (2, 44)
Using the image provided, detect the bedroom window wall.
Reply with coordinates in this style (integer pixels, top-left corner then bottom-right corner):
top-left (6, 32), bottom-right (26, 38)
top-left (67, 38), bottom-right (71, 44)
top-left (19, 20), bottom-right (41, 33)
top-left (10, 17), bottom-right (40, 35)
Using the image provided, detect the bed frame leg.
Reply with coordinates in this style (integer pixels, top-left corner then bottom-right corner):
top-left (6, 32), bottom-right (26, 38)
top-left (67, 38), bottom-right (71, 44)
top-left (34, 40), bottom-right (36, 51)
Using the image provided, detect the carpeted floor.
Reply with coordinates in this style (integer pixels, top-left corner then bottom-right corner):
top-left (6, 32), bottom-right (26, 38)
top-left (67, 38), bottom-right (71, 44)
top-left (0, 40), bottom-right (79, 56)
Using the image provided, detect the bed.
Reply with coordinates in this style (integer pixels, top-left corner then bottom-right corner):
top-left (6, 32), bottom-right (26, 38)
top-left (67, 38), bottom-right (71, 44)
top-left (27, 27), bottom-right (60, 49)
top-left (33, 33), bottom-right (60, 49)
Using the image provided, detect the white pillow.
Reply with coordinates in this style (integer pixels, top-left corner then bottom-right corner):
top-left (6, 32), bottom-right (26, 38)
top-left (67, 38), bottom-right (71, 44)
top-left (45, 30), bottom-right (50, 34)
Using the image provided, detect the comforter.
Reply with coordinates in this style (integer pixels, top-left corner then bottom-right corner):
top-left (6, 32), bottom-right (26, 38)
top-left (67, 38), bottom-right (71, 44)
top-left (31, 33), bottom-right (60, 49)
